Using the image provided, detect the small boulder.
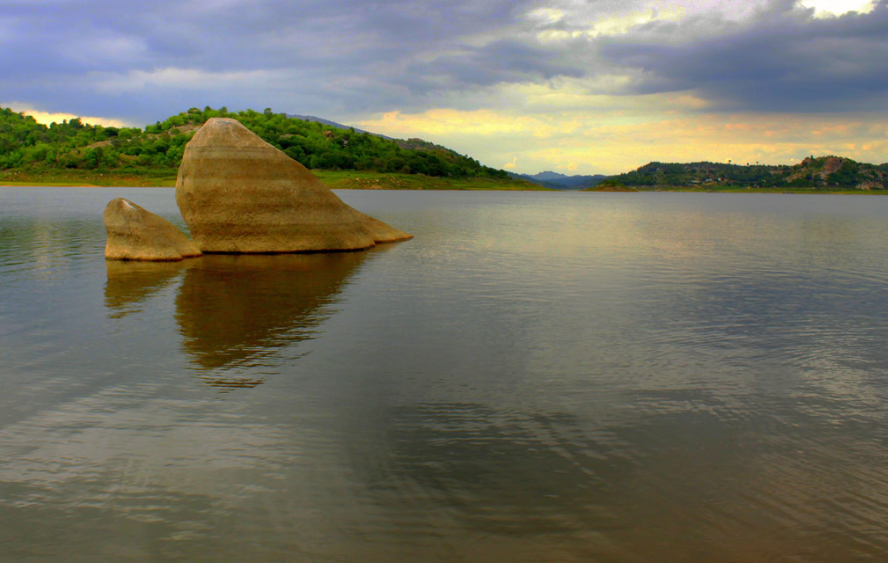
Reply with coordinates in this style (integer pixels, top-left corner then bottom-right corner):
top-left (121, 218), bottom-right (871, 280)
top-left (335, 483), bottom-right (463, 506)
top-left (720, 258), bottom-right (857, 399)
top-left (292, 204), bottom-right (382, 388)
top-left (104, 198), bottom-right (202, 261)
top-left (175, 117), bottom-right (412, 253)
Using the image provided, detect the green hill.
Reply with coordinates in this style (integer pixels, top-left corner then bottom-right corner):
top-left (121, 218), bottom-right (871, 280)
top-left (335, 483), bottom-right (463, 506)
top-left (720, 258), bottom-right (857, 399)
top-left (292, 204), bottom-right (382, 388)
top-left (0, 106), bottom-right (509, 183)
top-left (609, 157), bottom-right (888, 190)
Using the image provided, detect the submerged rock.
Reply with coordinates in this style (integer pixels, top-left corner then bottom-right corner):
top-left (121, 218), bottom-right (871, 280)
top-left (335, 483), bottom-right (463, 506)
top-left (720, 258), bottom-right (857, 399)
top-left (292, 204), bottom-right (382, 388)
top-left (175, 117), bottom-right (412, 253)
top-left (104, 198), bottom-right (202, 261)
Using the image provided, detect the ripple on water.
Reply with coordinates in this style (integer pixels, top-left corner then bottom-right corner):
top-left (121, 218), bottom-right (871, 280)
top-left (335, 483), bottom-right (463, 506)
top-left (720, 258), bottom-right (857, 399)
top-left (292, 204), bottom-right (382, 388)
top-left (3, 189), bottom-right (888, 562)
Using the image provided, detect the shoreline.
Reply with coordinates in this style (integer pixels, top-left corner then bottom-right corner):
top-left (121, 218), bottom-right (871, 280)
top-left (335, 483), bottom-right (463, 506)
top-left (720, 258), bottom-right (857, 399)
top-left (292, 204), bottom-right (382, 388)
top-left (1, 173), bottom-right (885, 194)
top-left (0, 171), bottom-right (547, 191)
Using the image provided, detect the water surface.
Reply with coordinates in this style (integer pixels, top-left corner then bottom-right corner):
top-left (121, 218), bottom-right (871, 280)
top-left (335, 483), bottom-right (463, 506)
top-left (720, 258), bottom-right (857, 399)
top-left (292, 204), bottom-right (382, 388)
top-left (2, 188), bottom-right (888, 562)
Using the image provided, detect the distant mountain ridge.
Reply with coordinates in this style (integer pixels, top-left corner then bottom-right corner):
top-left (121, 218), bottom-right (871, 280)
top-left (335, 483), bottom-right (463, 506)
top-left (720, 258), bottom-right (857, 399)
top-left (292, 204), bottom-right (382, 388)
top-left (509, 170), bottom-right (608, 190)
top-left (286, 114), bottom-right (393, 140)
top-left (532, 171), bottom-right (570, 181)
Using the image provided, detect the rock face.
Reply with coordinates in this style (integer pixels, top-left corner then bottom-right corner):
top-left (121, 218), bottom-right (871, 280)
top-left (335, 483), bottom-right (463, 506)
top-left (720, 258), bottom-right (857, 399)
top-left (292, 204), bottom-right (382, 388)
top-left (175, 117), bottom-right (412, 253)
top-left (104, 198), bottom-right (202, 261)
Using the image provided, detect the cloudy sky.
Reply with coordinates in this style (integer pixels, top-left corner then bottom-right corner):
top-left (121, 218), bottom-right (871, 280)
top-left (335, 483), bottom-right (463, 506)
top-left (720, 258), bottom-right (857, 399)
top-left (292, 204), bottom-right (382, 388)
top-left (2, 0), bottom-right (887, 174)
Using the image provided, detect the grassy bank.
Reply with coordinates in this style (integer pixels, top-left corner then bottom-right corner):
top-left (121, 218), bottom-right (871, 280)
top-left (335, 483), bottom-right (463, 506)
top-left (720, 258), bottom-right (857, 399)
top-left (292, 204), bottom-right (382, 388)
top-left (4, 170), bottom-right (883, 193)
top-left (0, 170), bottom-right (545, 190)
top-left (313, 171), bottom-right (546, 191)
top-left (0, 169), bottom-right (178, 187)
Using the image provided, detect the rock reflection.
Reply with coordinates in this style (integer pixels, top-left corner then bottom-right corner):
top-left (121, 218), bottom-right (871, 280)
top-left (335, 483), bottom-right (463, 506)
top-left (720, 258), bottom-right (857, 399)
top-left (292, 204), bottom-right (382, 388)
top-left (104, 260), bottom-right (190, 318)
top-left (174, 252), bottom-right (373, 385)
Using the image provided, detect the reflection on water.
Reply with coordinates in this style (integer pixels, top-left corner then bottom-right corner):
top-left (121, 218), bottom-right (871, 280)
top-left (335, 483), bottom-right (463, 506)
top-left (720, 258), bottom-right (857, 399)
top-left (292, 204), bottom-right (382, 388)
top-left (105, 251), bottom-right (377, 389)
top-left (354, 397), bottom-right (888, 561)
top-left (4, 188), bottom-right (888, 562)
top-left (104, 260), bottom-right (190, 319)
top-left (377, 402), bottom-right (613, 535)
top-left (174, 252), bottom-right (374, 387)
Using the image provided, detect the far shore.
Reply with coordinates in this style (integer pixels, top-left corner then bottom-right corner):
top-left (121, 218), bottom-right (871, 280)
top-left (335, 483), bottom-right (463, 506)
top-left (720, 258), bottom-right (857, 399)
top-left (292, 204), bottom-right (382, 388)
top-left (0, 170), bottom-right (546, 191)
top-left (1, 171), bottom-right (885, 194)
top-left (0, 172), bottom-right (178, 188)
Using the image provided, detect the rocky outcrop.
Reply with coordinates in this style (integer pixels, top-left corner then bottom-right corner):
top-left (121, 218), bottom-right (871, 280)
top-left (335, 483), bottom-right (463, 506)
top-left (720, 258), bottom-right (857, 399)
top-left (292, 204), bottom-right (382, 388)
top-left (794, 156), bottom-right (848, 182)
top-left (822, 156), bottom-right (844, 176)
top-left (175, 118), bottom-right (412, 253)
top-left (104, 198), bottom-right (202, 261)
top-left (788, 156), bottom-right (887, 189)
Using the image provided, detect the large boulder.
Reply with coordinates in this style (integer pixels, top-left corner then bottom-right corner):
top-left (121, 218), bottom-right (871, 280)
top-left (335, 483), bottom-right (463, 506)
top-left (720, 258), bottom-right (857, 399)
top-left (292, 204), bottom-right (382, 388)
top-left (175, 117), bottom-right (412, 253)
top-left (104, 198), bottom-right (202, 261)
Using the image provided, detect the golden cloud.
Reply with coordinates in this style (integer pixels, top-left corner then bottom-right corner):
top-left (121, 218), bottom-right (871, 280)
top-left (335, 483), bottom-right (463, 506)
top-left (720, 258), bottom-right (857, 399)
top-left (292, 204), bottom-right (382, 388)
top-left (359, 99), bottom-right (888, 175)
top-left (4, 102), bottom-right (131, 128)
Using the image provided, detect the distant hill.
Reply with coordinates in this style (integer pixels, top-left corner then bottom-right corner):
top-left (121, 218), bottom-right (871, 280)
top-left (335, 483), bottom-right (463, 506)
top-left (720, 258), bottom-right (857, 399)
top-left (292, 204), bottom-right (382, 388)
top-left (609, 157), bottom-right (888, 190)
top-left (286, 115), bottom-right (463, 157)
top-left (510, 170), bottom-right (608, 190)
top-left (0, 106), bottom-right (508, 181)
top-left (281, 112), bottom-right (505, 177)
top-left (531, 171), bottom-right (571, 182)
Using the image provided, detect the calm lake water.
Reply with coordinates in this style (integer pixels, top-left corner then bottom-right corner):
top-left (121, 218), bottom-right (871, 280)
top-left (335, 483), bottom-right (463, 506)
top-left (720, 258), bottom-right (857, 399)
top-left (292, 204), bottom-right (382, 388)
top-left (2, 187), bottom-right (888, 562)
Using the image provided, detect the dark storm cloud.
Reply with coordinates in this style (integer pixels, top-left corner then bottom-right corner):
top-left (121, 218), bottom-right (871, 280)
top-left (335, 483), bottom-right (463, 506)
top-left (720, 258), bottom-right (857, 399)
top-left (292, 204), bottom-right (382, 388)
top-left (597, 1), bottom-right (888, 112)
top-left (0, 0), bottom-right (543, 120)
top-left (403, 39), bottom-right (584, 93)
top-left (0, 0), bottom-right (536, 72)
top-left (2, 0), bottom-right (888, 122)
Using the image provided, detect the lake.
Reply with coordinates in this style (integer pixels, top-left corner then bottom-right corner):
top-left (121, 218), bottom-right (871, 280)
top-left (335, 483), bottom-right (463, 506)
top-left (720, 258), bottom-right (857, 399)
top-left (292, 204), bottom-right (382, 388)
top-left (2, 187), bottom-right (888, 562)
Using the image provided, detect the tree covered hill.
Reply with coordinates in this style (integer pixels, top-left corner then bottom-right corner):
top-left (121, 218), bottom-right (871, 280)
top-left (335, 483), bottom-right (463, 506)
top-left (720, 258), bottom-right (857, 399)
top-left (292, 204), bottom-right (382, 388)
top-left (0, 106), bottom-right (508, 180)
top-left (609, 157), bottom-right (888, 190)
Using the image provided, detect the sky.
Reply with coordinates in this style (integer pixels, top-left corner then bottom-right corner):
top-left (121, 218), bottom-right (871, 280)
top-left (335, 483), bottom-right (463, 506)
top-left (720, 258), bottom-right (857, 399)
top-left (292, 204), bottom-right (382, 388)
top-left (2, 0), bottom-right (887, 175)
